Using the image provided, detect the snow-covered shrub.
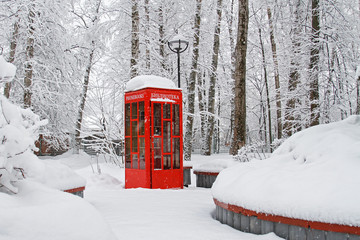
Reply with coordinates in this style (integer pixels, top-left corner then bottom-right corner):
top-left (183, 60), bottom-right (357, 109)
top-left (0, 56), bottom-right (47, 193)
top-left (0, 95), bottom-right (47, 193)
top-left (233, 141), bottom-right (270, 162)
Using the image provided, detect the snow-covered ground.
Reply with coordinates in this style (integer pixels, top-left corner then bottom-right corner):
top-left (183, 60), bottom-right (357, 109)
top-left (0, 151), bottom-right (282, 240)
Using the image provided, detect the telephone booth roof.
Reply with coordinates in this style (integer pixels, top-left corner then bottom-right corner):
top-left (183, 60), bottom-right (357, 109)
top-left (125, 75), bottom-right (181, 93)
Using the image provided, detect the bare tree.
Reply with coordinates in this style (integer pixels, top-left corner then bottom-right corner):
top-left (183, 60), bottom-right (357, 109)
top-left (144, 0), bottom-right (150, 70)
top-left (204, 0), bottom-right (223, 155)
top-left (357, 0), bottom-right (360, 115)
top-left (130, 0), bottom-right (140, 78)
top-left (184, 0), bottom-right (202, 161)
top-left (266, 4), bottom-right (282, 139)
top-left (258, 27), bottom-right (273, 148)
top-left (309, 0), bottom-right (320, 127)
top-left (74, 0), bottom-right (101, 153)
top-left (230, 0), bottom-right (249, 155)
top-left (284, 0), bottom-right (303, 137)
top-left (23, 6), bottom-right (35, 109)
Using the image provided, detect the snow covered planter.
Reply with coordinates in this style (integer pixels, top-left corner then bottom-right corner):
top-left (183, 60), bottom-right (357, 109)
top-left (194, 159), bottom-right (236, 188)
top-left (212, 116), bottom-right (360, 239)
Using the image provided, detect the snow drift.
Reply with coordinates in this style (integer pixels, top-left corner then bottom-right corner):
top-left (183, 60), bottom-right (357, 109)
top-left (212, 115), bottom-right (360, 227)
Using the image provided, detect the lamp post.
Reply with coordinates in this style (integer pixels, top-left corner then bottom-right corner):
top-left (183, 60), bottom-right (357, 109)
top-left (168, 35), bottom-right (189, 88)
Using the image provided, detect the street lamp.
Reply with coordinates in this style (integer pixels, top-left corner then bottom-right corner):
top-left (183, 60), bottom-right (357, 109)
top-left (168, 35), bottom-right (189, 88)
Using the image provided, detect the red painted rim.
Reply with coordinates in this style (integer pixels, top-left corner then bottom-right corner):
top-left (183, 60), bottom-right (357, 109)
top-left (64, 186), bottom-right (85, 193)
top-left (214, 198), bottom-right (360, 235)
top-left (193, 171), bottom-right (219, 176)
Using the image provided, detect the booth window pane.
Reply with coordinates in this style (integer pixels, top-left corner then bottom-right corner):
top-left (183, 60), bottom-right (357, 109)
top-left (153, 103), bottom-right (161, 136)
top-left (132, 102), bottom-right (137, 119)
top-left (163, 104), bottom-right (171, 119)
top-left (163, 155), bottom-right (171, 170)
top-left (139, 137), bottom-right (145, 169)
top-left (163, 121), bottom-right (171, 153)
top-left (125, 139), bottom-right (131, 168)
top-left (139, 101), bottom-right (145, 136)
top-left (125, 104), bottom-right (130, 136)
top-left (172, 104), bottom-right (180, 136)
top-left (132, 154), bottom-right (138, 169)
top-left (132, 121), bottom-right (138, 152)
top-left (173, 138), bottom-right (180, 169)
top-left (154, 138), bottom-right (161, 169)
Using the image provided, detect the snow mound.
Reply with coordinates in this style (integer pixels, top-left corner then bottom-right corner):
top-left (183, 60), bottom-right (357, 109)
top-left (212, 115), bottom-right (360, 226)
top-left (0, 180), bottom-right (116, 240)
top-left (193, 158), bottom-right (237, 173)
top-left (125, 75), bottom-right (178, 92)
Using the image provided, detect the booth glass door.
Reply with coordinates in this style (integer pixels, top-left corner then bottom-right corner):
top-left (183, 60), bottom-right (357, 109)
top-left (151, 102), bottom-right (181, 188)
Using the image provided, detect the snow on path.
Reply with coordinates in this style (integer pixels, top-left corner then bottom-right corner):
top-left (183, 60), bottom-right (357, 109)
top-left (84, 186), bottom-right (281, 240)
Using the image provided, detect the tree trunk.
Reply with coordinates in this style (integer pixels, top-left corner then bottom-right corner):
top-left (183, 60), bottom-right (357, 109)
top-left (284, 0), bottom-right (302, 137)
top-left (24, 9), bottom-right (35, 109)
top-left (309, 0), bottom-right (320, 127)
top-left (204, 0), bottom-right (222, 156)
top-left (357, 0), bottom-right (360, 115)
top-left (229, 0), bottom-right (249, 155)
top-left (144, 0), bottom-right (150, 70)
top-left (130, 0), bottom-right (140, 78)
top-left (226, 0), bottom-right (236, 146)
top-left (74, 1), bottom-right (101, 153)
top-left (197, 71), bottom-right (207, 154)
top-left (258, 27), bottom-right (273, 149)
top-left (266, 6), bottom-right (282, 139)
top-left (158, 2), bottom-right (166, 72)
top-left (184, 0), bottom-right (202, 161)
top-left (75, 44), bottom-right (95, 153)
top-left (4, 20), bottom-right (19, 98)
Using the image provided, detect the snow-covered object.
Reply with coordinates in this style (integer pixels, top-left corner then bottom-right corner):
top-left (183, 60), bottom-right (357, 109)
top-left (0, 180), bottom-right (116, 240)
top-left (125, 75), bottom-right (178, 92)
top-left (212, 115), bottom-right (360, 227)
top-left (0, 95), bottom-right (47, 193)
top-left (193, 158), bottom-right (237, 173)
top-left (0, 55), bottom-right (16, 83)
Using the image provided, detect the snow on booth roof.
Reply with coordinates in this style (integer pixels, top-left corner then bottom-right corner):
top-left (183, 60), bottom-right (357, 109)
top-left (212, 115), bottom-right (360, 227)
top-left (125, 75), bottom-right (179, 92)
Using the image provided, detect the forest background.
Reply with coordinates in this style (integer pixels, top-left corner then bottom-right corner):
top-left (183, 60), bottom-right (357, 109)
top-left (0, 0), bottom-right (359, 162)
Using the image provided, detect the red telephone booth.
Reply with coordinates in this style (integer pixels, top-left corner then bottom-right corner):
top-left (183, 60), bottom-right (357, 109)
top-left (124, 75), bottom-right (183, 189)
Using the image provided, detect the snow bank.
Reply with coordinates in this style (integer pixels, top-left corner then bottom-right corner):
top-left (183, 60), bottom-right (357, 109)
top-left (0, 180), bottom-right (116, 240)
top-left (125, 75), bottom-right (178, 92)
top-left (212, 116), bottom-right (360, 227)
top-left (193, 158), bottom-right (237, 173)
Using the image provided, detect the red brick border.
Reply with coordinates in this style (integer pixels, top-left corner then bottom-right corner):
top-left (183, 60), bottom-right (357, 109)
top-left (214, 198), bottom-right (360, 235)
top-left (64, 186), bottom-right (85, 193)
top-left (193, 171), bottom-right (219, 176)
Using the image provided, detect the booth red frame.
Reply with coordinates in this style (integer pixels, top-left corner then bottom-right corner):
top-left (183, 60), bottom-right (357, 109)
top-left (124, 87), bottom-right (183, 189)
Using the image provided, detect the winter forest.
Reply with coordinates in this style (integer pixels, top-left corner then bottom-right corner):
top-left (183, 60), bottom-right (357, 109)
top-left (0, 0), bottom-right (359, 162)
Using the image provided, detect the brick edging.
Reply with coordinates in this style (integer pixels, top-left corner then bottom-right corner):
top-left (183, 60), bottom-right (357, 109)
top-left (193, 171), bottom-right (219, 176)
top-left (214, 198), bottom-right (360, 235)
top-left (64, 186), bottom-right (85, 193)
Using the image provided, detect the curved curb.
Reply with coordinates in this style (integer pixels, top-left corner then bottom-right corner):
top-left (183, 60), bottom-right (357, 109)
top-left (64, 186), bottom-right (85, 198)
top-left (194, 171), bottom-right (219, 188)
top-left (214, 198), bottom-right (360, 239)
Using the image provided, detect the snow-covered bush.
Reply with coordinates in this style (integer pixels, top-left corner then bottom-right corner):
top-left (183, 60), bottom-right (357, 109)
top-left (233, 141), bottom-right (270, 162)
top-left (0, 56), bottom-right (47, 193)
